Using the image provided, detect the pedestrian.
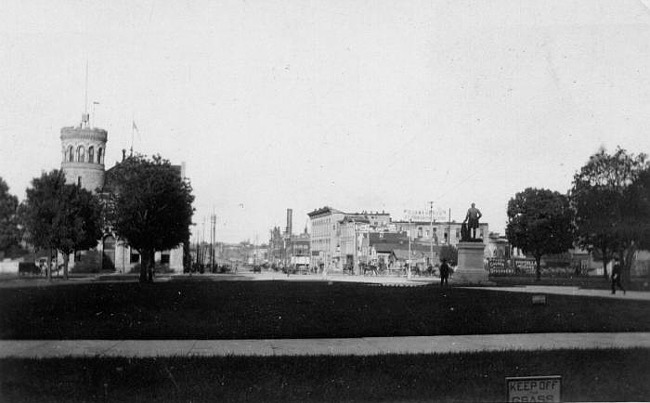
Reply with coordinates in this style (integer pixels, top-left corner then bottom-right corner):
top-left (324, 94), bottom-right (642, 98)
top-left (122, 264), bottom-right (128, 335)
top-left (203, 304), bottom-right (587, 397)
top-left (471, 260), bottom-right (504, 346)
top-left (611, 263), bottom-right (626, 295)
top-left (439, 258), bottom-right (450, 287)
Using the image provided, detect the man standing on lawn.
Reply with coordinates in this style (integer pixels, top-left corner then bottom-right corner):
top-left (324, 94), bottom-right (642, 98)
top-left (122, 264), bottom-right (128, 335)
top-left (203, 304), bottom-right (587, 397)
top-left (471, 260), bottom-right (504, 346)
top-left (611, 263), bottom-right (626, 295)
top-left (439, 258), bottom-right (450, 287)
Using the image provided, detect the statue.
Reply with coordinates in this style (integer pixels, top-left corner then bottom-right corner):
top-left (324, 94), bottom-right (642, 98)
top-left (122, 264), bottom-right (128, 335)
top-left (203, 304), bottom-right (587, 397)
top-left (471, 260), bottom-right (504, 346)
top-left (460, 222), bottom-right (470, 242)
top-left (463, 202), bottom-right (482, 241)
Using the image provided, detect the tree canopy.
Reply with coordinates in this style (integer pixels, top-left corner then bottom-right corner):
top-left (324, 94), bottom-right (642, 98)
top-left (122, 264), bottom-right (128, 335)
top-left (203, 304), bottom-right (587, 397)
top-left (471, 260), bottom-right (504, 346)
top-left (626, 169), bottom-right (650, 251)
top-left (506, 187), bottom-right (574, 280)
top-left (439, 244), bottom-right (458, 266)
top-left (0, 177), bottom-right (21, 255)
top-left (106, 154), bottom-right (194, 282)
top-left (570, 147), bottom-right (649, 280)
top-left (21, 170), bottom-right (103, 279)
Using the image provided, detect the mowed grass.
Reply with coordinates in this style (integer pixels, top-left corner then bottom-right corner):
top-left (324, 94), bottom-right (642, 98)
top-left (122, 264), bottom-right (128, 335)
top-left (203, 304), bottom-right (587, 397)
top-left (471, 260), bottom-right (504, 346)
top-left (1, 280), bottom-right (650, 339)
top-left (1, 349), bottom-right (649, 402)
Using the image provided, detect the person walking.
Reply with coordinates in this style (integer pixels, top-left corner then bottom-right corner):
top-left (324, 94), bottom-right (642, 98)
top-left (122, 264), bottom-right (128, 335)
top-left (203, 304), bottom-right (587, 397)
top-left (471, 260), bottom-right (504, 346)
top-left (439, 258), bottom-right (450, 287)
top-left (611, 263), bottom-right (626, 295)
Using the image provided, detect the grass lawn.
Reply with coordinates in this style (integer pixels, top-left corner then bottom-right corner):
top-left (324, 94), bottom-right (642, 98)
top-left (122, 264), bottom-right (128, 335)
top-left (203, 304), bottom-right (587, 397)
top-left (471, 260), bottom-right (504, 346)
top-left (1, 348), bottom-right (649, 402)
top-left (1, 280), bottom-right (650, 339)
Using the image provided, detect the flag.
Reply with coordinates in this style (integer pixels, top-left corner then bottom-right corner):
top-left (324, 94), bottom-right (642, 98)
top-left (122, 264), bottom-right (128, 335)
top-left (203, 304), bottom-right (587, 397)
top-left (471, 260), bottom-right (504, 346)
top-left (132, 120), bottom-right (138, 132)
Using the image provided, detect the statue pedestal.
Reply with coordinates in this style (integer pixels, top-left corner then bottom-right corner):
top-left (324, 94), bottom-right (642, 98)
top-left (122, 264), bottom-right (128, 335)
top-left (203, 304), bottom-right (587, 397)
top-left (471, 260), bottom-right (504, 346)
top-left (453, 242), bottom-right (490, 285)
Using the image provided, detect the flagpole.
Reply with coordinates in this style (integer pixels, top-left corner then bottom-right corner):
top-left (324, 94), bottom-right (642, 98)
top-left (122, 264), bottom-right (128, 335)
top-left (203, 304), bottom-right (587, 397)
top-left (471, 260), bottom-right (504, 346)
top-left (131, 116), bottom-right (135, 156)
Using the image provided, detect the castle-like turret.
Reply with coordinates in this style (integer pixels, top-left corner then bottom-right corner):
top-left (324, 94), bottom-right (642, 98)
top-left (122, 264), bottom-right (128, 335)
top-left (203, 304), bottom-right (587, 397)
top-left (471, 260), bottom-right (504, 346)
top-left (60, 113), bottom-right (107, 192)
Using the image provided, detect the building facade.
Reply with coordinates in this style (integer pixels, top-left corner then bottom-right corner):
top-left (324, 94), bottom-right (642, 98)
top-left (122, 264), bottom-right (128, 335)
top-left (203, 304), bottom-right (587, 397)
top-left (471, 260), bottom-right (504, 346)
top-left (60, 113), bottom-right (186, 273)
top-left (307, 207), bottom-right (346, 270)
top-left (308, 207), bottom-right (394, 272)
top-left (391, 220), bottom-right (489, 247)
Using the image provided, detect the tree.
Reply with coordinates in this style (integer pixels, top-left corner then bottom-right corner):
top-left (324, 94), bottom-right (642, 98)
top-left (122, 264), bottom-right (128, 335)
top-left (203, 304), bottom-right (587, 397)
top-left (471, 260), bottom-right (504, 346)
top-left (21, 170), bottom-right (103, 280)
top-left (570, 147), bottom-right (649, 281)
top-left (506, 188), bottom-right (575, 280)
top-left (626, 169), bottom-right (650, 251)
top-left (0, 177), bottom-right (21, 255)
top-left (439, 244), bottom-right (458, 266)
top-left (106, 154), bottom-right (194, 283)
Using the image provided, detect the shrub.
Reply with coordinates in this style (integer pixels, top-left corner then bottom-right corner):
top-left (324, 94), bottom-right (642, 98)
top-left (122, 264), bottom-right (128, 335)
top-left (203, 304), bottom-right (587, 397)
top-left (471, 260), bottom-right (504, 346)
top-left (70, 261), bottom-right (101, 273)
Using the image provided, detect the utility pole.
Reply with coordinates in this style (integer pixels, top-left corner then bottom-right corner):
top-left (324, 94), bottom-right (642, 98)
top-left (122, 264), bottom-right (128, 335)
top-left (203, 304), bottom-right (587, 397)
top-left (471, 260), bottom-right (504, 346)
top-left (201, 217), bottom-right (206, 269)
top-left (210, 213), bottom-right (216, 272)
top-left (429, 201), bottom-right (434, 266)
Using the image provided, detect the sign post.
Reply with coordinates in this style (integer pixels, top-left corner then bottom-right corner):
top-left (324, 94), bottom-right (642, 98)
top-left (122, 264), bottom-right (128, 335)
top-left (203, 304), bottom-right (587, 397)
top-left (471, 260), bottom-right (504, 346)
top-left (506, 375), bottom-right (561, 402)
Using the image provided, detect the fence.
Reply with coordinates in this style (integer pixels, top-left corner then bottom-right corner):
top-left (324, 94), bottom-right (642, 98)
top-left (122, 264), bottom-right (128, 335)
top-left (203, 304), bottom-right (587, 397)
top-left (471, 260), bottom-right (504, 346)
top-left (487, 257), bottom-right (588, 277)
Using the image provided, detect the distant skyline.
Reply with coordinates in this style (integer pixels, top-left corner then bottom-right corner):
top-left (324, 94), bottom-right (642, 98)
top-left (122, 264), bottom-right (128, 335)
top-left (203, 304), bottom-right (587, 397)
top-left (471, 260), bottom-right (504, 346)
top-left (2, 0), bottom-right (649, 243)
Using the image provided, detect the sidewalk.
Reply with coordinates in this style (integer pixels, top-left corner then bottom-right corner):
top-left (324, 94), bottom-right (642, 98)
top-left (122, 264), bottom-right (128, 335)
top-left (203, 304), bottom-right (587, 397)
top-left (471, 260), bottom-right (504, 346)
top-left (1, 333), bottom-right (649, 358)
top-left (472, 285), bottom-right (650, 301)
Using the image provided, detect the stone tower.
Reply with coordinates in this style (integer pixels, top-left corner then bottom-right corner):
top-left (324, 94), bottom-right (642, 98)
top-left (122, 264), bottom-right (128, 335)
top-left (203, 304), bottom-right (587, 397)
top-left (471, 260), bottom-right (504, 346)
top-left (60, 113), bottom-right (107, 192)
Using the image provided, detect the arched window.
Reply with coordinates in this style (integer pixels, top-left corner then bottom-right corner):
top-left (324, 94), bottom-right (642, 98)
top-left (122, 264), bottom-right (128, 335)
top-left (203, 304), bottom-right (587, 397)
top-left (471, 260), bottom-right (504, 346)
top-left (77, 146), bottom-right (85, 163)
top-left (97, 148), bottom-right (103, 164)
top-left (88, 146), bottom-right (94, 164)
top-left (68, 145), bottom-right (74, 162)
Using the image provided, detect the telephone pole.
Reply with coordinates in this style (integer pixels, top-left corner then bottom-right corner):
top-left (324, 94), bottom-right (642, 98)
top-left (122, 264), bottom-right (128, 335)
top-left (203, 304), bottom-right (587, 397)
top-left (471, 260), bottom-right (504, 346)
top-left (210, 213), bottom-right (216, 272)
top-left (429, 201), bottom-right (434, 266)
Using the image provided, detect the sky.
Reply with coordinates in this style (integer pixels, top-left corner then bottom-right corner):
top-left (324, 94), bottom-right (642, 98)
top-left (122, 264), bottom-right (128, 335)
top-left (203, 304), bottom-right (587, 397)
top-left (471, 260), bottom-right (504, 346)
top-left (1, 0), bottom-right (649, 243)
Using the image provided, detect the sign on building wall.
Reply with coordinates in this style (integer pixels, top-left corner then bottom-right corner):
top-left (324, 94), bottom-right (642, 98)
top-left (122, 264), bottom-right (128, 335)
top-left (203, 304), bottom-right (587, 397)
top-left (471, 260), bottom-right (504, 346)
top-left (402, 208), bottom-right (447, 222)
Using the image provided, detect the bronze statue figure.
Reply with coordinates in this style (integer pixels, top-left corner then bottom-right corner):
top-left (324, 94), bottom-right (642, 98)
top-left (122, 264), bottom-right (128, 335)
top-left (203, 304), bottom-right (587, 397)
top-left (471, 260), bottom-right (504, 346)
top-left (460, 222), bottom-right (470, 242)
top-left (463, 203), bottom-right (482, 240)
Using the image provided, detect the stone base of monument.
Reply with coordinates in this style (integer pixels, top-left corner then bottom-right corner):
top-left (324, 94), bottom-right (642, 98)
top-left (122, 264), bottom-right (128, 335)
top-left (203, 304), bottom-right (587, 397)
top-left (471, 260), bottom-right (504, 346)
top-left (452, 241), bottom-right (492, 285)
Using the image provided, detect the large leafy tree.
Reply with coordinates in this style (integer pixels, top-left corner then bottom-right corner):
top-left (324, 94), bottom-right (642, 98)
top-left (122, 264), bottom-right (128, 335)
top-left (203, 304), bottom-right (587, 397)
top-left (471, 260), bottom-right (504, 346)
top-left (626, 169), bottom-right (650, 251)
top-left (506, 188), bottom-right (575, 280)
top-left (439, 244), bottom-right (458, 266)
top-left (21, 170), bottom-right (103, 280)
top-left (570, 147), bottom-right (648, 281)
top-left (0, 177), bottom-right (21, 255)
top-left (106, 154), bottom-right (194, 282)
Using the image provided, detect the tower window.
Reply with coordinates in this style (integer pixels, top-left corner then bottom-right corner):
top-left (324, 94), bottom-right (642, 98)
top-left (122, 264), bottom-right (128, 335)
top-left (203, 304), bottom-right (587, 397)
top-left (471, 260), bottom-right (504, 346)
top-left (97, 148), bottom-right (103, 164)
top-left (88, 146), bottom-right (94, 163)
top-left (68, 146), bottom-right (74, 162)
top-left (78, 176), bottom-right (82, 187)
top-left (77, 146), bottom-right (85, 163)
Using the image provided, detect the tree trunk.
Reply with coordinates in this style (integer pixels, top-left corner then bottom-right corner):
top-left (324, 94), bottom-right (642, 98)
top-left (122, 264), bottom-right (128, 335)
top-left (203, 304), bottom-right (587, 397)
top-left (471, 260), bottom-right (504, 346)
top-left (535, 256), bottom-right (542, 281)
top-left (147, 250), bottom-right (155, 282)
top-left (601, 247), bottom-right (609, 279)
top-left (47, 247), bottom-right (52, 282)
top-left (620, 246), bottom-right (636, 286)
top-left (62, 252), bottom-right (70, 281)
top-left (139, 250), bottom-right (148, 283)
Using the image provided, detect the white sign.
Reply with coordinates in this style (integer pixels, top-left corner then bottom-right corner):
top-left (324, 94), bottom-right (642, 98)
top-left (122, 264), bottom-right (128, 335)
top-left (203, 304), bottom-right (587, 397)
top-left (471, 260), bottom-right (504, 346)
top-left (506, 376), bottom-right (561, 402)
top-left (402, 207), bottom-right (447, 222)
